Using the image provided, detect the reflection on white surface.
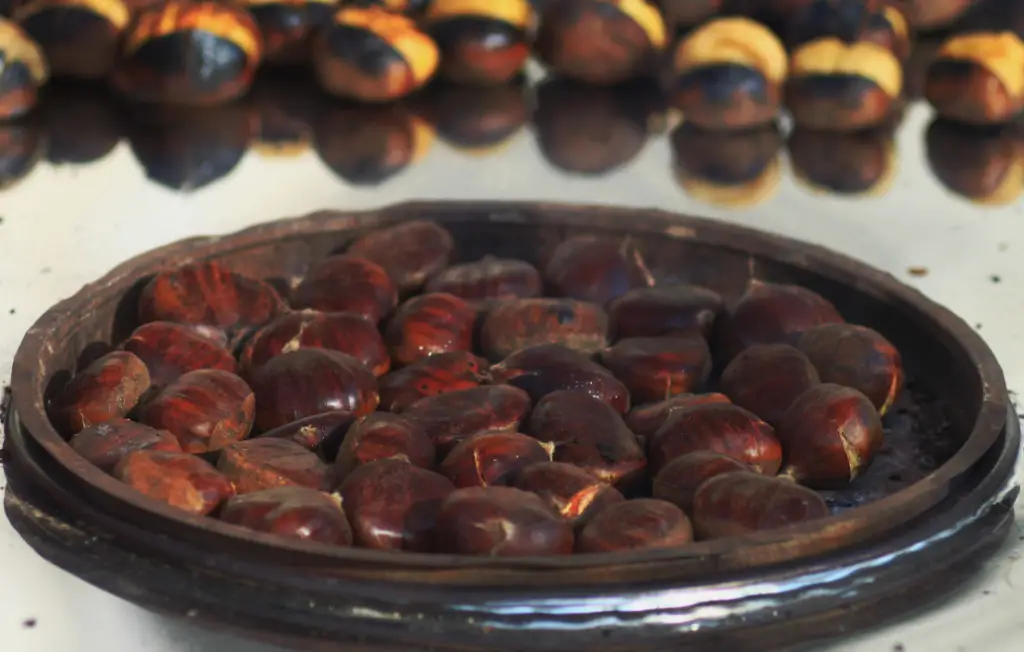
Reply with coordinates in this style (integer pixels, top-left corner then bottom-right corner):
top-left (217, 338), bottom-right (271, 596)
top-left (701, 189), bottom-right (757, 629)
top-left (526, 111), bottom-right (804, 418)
top-left (0, 101), bottom-right (1022, 652)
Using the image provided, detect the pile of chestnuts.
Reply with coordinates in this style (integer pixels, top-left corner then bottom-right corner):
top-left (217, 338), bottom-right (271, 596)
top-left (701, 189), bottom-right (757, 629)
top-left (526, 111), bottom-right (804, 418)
top-left (50, 218), bottom-right (906, 556)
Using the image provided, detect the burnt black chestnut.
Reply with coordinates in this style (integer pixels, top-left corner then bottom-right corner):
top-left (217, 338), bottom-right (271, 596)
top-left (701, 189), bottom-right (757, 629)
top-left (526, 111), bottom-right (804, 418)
top-left (424, 0), bottom-right (533, 85)
top-left (14, 0), bottom-right (129, 79)
top-left (0, 18), bottom-right (47, 120)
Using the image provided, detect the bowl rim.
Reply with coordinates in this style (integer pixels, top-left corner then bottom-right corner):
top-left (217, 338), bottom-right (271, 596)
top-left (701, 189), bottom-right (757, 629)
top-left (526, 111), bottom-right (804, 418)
top-left (9, 200), bottom-right (1011, 578)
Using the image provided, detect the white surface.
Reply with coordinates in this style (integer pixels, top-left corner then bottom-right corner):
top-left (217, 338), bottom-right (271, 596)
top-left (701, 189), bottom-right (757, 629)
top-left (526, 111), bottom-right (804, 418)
top-left (0, 102), bottom-right (1022, 651)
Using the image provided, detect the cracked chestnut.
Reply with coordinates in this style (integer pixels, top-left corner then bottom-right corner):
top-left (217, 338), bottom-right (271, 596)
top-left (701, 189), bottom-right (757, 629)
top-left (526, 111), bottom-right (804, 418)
top-left (425, 256), bottom-right (542, 308)
top-left (291, 256), bottom-right (397, 323)
top-left (576, 498), bottom-right (693, 553)
top-left (692, 472), bottom-right (830, 539)
top-left (113, 450), bottom-right (234, 515)
top-left (254, 410), bottom-right (356, 456)
top-left (424, 0), bottom-right (532, 85)
top-left (346, 219), bottom-right (455, 294)
top-left (217, 438), bottom-right (333, 494)
top-left (649, 402), bottom-right (781, 475)
top-left (789, 127), bottom-right (898, 197)
top-left (544, 235), bottom-right (653, 305)
top-left (385, 292), bottom-right (476, 365)
top-left (513, 461), bottom-right (625, 527)
top-left (0, 18), bottom-right (47, 120)
top-left (239, 0), bottom-right (335, 65)
top-left (220, 486), bottom-right (353, 545)
top-left (378, 350), bottom-right (490, 412)
top-left (335, 413), bottom-right (435, 479)
top-left (401, 384), bottom-right (532, 454)
top-left (925, 31), bottom-right (1024, 126)
top-left (123, 321), bottom-right (237, 387)
top-left (607, 283), bottom-right (724, 340)
top-left (651, 450), bottom-right (751, 514)
top-left (719, 343), bottom-right (820, 426)
top-left (69, 419), bottom-right (182, 472)
top-left (599, 333), bottom-right (712, 404)
top-left (624, 392), bottom-right (731, 438)
top-left (52, 350), bottom-right (151, 436)
top-left (480, 298), bottom-right (608, 360)
top-left (14, 0), bottom-right (129, 79)
top-left (439, 432), bottom-right (553, 488)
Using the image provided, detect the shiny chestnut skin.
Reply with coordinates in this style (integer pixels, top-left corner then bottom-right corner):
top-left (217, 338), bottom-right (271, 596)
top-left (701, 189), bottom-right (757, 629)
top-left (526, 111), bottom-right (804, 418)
top-left (312, 7), bottom-right (439, 102)
top-left (113, 450), bottom-right (234, 515)
top-left (112, 1), bottom-right (263, 106)
top-left (649, 402), bottom-right (782, 475)
top-left (666, 18), bottom-right (787, 131)
top-left (599, 334), bottom-right (712, 404)
top-left (0, 18), bottom-right (47, 120)
top-left (401, 384), bottom-right (532, 454)
top-left (424, 256), bottom-right (542, 308)
top-left (692, 471), bottom-right (830, 539)
top-left (123, 321), bottom-right (237, 387)
top-left (52, 351), bottom-right (151, 436)
top-left (777, 383), bottom-right (884, 488)
top-left (925, 32), bottom-right (1024, 126)
top-left (247, 349), bottom-right (379, 432)
top-left (544, 235), bottom-right (653, 305)
top-left (338, 458), bottom-right (455, 551)
top-left (240, 310), bottom-right (389, 377)
top-left (671, 122), bottom-right (783, 208)
top-left (480, 298), bottom-right (609, 361)
top-left (527, 390), bottom-right (647, 487)
top-left (424, 0), bottom-right (533, 85)
top-left (514, 461), bottom-right (625, 527)
top-left (925, 118), bottom-right (1024, 206)
top-left (220, 486), bottom-right (352, 545)
top-left (346, 219), bottom-right (455, 294)
top-left (656, 0), bottom-right (723, 30)
top-left (69, 419), bottom-right (182, 472)
top-left (576, 498), bottom-right (693, 553)
top-left (137, 369), bottom-right (255, 453)
top-left (385, 292), bottom-right (476, 365)
top-left (652, 451), bottom-right (751, 514)
top-left (911, 0), bottom-right (978, 32)
top-left (412, 80), bottom-right (529, 156)
top-left (789, 127), bottom-right (897, 197)
top-left (240, 0), bottom-right (335, 65)
top-left (291, 256), bottom-right (397, 323)
top-left (335, 412), bottom-right (435, 478)
top-left (719, 343), bottom-right (820, 426)
top-left (378, 350), bottom-right (490, 412)
top-left (625, 392), bottom-right (731, 438)
top-left (0, 118), bottom-right (44, 190)
top-left (434, 486), bottom-right (573, 556)
top-left (440, 432), bottom-right (554, 488)
top-left (14, 0), bottom-right (129, 79)
top-left (607, 283), bottom-right (724, 341)
top-left (255, 410), bottom-right (355, 455)
top-left (534, 0), bottom-right (668, 85)
top-left (490, 343), bottom-right (630, 413)
top-left (217, 438), bottom-right (333, 494)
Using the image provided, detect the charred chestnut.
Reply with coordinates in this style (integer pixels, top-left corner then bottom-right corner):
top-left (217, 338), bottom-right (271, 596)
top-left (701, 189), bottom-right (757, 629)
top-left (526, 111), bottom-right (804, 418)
top-left (255, 410), bottom-right (355, 455)
top-left (514, 461), bottom-right (625, 527)
top-left (123, 321), bottom-right (237, 387)
top-left (544, 235), bottom-right (653, 305)
top-left (576, 498), bottom-right (693, 552)
top-left (240, 0), bottom-right (335, 64)
top-left (624, 392), bottom-right (730, 438)
top-left (692, 471), bottom-right (830, 539)
top-left (217, 438), bottom-right (333, 494)
top-left (651, 450), bottom-right (751, 514)
top-left (655, 0), bottom-right (723, 30)
top-left (925, 32), bottom-right (1024, 126)
top-left (0, 18), bottom-right (47, 120)
top-left (312, 7), bottom-right (439, 102)
top-left (719, 343), bottom-right (820, 426)
top-left (440, 432), bottom-right (554, 488)
top-left (412, 81), bottom-right (529, 156)
top-left (14, 0), bottom-right (129, 79)
top-left (400, 384), bottom-right (532, 454)
top-left (599, 334), bottom-right (712, 404)
top-left (113, 450), bottom-right (234, 515)
top-left (346, 219), bottom-right (455, 294)
top-left (220, 486), bottom-right (353, 545)
top-left (925, 118), bottom-right (1024, 205)
top-left (789, 127), bottom-right (898, 197)
top-left (291, 256), bottom-right (398, 323)
top-left (378, 350), bottom-right (490, 412)
top-left (51, 350), bottom-right (151, 435)
top-left (480, 298), bottom-right (609, 360)
top-left (607, 283), bottom-right (724, 341)
top-left (112, 1), bottom-right (263, 105)
top-left (385, 292), bottom-right (476, 365)
top-left (69, 419), bottom-right (182, 472)
top-left (424, 256), bottom-right (542, 308)
top-left (335, 412), bottom-right (435, 478)
top-left (671, 122), bottom-right (783, 208)
top-left (424, 0), bottom-right (533, 85)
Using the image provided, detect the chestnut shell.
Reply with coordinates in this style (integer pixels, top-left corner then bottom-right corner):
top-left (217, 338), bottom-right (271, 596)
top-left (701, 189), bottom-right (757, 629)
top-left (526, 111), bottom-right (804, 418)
top-left (575, 498), bottom-right (693, 553)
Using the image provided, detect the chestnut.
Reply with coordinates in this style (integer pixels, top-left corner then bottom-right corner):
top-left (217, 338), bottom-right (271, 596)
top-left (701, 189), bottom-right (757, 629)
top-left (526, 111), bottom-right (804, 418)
top-left (51, 351), bottom-right (151, 435)
top-left (544, 235), bottom-right (654, 305)
top-left (861, 3), bottom-right (911, 61)
top-left (346, 220), bottom-right (455, 294)
top-left (434, 486), bottom-right (573, 556)
top-left (69, 419), bottom-right (182, 472)
top-left (599, 334), bottom-right (712, 404)
top-left (335, 412), bottom-right (435, 478)
top-left (240, 310), bottom-right (389, 377)
top-left (385, 292), bottom-right (476, 366)
top-left (671, 122), bottom-right (783, 208)
top-left (480, 298), bottom-right (609, 361)
top-left (220, 486), bottom-right (353, 545)
top-left (527, 390), bottom-right (646, 487)
top-left (777, 383), bottom-right (884, 488)
top-left (113, 450), bottom-right (234, 515)
top-left (910, 0), bottom-right (978, 32)
top-left (254, 410), bottom-right (355, 455)
top-left (0, 119), bottom-right (44, 190)
top-left (789, 127), bottom-right (898, 197)
top-left (797, 322), bottom-right (903, 415)
top-left (692, 471), bottom-right (830, 539)
top-left (14, 0), bottom-right (129, 79)
top-left (239, 0), bottom-right (335, 65)
top-left (719, 343), bottom-right (820, 426)
top-left (655, 0), bottom-right (723, 30)
top-left (533, 0), bottom-right (667, 85)
top-left (347, 0), bottom-right (430, 16)
top-left (137, 369), bottom-right (255, 453)
top-left (247, 349), bottom-right (379, 432)
top-left (338, 458), bottom-right (455, 551)
top-left (775, 0), bottom-right (882, 49)
top-left (489, 343), bottom-right (630, 413)
top-left (112, 1), bottom-right (263, 105)
top-left (401, 384), bottom-right (532, 454)
top-left (312, 7), bottom-right (439, 102)
top-left (424, 0), bottom-right (533, 85)
top-left (652, 451), bottom-right (751, 514)
top-left (378, 350), bottom-right (490, 412)
top-left (925, 118), bottom-right (1024, 205)
top-left (607, 283), bottom-right (724, 341)
top-left (624, 392), bottom-right (730, 438)
top-left (0, 18), bottom-right (47, 120)
top-left (439, 432), bottom-right (554, 488)
top-left (925, 32), bottom-right (1024, 126)
top-left (514, 461), bottom-right (625, 527)
top-left (217, 438), bottom-right (333, 494)
top-left (123, 321), bottom-right (237, 387)
top-left (424, 256), bottom-right (542, 308)
top-left (411, 80), bottom-right (529, 156)
top-left (291, 256), bottom-right (398, 323)
top-left (576, 498), bottom-right (693, 553)
top-left (38, 83), bottom-right (121, 165)
top-left (648, 402), bottom-right (781, 475)
top-left (666, 17), bottom-right (787, 130)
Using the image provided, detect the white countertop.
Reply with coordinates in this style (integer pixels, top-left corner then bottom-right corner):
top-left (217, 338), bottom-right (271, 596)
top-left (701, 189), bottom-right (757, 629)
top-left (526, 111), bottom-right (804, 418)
top-left (0, 100), bottom-right (1021, 652)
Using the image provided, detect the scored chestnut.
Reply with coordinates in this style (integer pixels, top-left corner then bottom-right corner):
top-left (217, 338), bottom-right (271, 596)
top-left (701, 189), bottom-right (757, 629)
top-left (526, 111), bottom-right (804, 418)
top-left (925, 31), bottom-right (1024, 126)
top-left (113, 450), bottom-right (234, 515)
top-left (599, 333), bottom-right (712, 404)
top-left (624, 392), bottom-right (731, 438)
top-left (575, 498), bottom-right (693, 553)
top-left (440, 432), bottom-right (554, 488)
top-left (789, 127), bottom-right (898, 197)
top-left (14, 0), bottom-right (128, 79)
top-left (335, 412), bottom-right (435, 479)
top-left (514, 461), bottom-right (625, 527)
top-left (543, 235), bottom-right (654, 305)
top-left (424, 0), bottom-right (533, 85)
top-left (692, 471), bottom-right (830, 539)
top-left (290, 256), bottom-right (398, 323)
top-left (69, 419), bottom-right (182, 472)
top-left (220, 486), bottom-right (353, 545)
top-left (240, 0), bottom-right (336, 65)
top-left (377, 350), bottom-right (490, 412)
top-left (925, 117), bottom-right (1024, 206)
top-left (652, 451), bottom-right (751, 514)
top-left (254, 410), bottom-right (355, 455)
top-left (51, 350), bottom-right (151, 436)
top-left (719, 343), bottom-right (820, 426)
top-left (0, 18), bottom-right (47, 120)
top-left (607, 283), bottom-right (724, 340)
top-left (400, 384), bottom-right (532, 454)
top-left (385, 292), bottom-right (476, 366)
top-left (480, 297), bottom-right (609, 361)
top-left (217, 438), bottom-right (333, 494)
top-left (123, 321), bottom-right (237, 387)
top-left (424, 255), bottom-right (542, 308)
top-left (346, 219), bottom-right (455, 294)
top-left (671, 122), bottom-right (783, 208)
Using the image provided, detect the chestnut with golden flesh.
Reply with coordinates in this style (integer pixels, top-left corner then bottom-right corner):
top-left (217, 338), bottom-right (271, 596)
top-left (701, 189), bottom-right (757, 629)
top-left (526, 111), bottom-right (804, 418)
top-left (480, 298), bottom-right (609, 361)
top-left (719, 343), bottom-right (820, 426)
top-left (671, 122), bottom-right (783, 208)
top-left (651, 450), bottom-right (751, 514)
top-left (424, 256), bottom-right (542, 308)
top-left (335, 412), bottom-right (435, 478)
top-left (434, 486), bottom-right (573, 556)
top-left (291, 256), bottom-right (398, 323)
top-left (338, 458), bottom-right (455, 551)
top-left (424, 0), bottom-right (533, 85)
top-left (692, 471), bottom-right (830, 539)
top-left (412, 80), bottom-right (529, 157)
top-left (241, 0), bottom-right (335, 65)
top-left (544, 235), bottom-right (654, 305)
top-left (69, 419), bottom-right (182, 472)
top-left (52, 350), bottom-right (151, 436)
top-left (123, 321), bottom-right (237, 387)
top-left (925, 117), bottom-right (1024, 206)
top-left (788, 127), bottom-right (898, 197)
top-left (0, 18), bottom-right (47, 120)
top-left (777, 383), bottom-right (884, 488)
top-left (346, 219), bottom-right (455, 294)
top-left (607, 283), bottom-right (724, 341)
top-left (439, 432), bottom-right (554, 488)
top-left (113, 450), bottom-right (234, 515)
top-left (401, 384), bottom-right (532, 454)
top-left (624, 392), bottom-right (730, 438)
top-left (514, 461), bottom-right (625, 527)
top-left (925, 32), bottom-right (1024, 126)
top-left (599, 333), bottom-right (712, 404)
top-left (575, 498), bottom-right (693, 552)
top-left (14, 0), bottom-right (129, 79)
top-left (220, 486), bottom-right (353, 545)
top-left (378, 350), bottom-right (490, 412)
top-left (385, 292), bottom-right (476, 365)
top-left (217, 438), bottom-right (333, 494)
top-left (254, 410), bottom-right (355, 455)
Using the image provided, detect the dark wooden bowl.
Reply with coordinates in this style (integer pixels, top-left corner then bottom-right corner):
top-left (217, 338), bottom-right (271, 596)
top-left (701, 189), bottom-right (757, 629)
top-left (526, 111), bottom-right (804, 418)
top-left (3, 201), bottom-right (1019, 651)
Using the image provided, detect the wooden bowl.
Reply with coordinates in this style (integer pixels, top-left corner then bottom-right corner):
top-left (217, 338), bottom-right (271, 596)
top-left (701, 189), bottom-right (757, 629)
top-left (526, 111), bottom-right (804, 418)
top-left (3, 201), bottom-right (1018, 651)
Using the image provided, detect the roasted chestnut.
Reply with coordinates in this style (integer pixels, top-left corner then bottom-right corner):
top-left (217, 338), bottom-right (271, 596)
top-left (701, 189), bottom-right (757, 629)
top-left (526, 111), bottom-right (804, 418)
top-left (220, 486), bottom-right (353, 545)
top-left (51, 351), bottom-right (151, 435)
top-left (789, 127), bottom-right (898, 197)
top-left (254, 410), bottom-right (355, 455)
top-left (666, 17), bottom-right (787, 130)
top-left (534, 0), bottom-right (667, 85)
top-left (412, 80), bottom-right (529, 156)
top-left (69, 419), bottom-right (182, 472)
top-left (861, 2), bottom-right (911, 61)
top-left (434, 486), bottom-right (574, 556)
top-left (624, 392), bottom-right (730, 438)
top-left (424, 255), bottom-right (542, 308)
top-left (291, 255), bottom-right (398, 322)
top-left (575, 498), bottom-right (693, 552)
top-left (599, 334), bottom-right (712, 404)
top-left (113, 450), bottom-right (234, 515)
top-left (925, 118), bottom-right (1024, 205)
top-left (513, 461), bottom-right (625, 527)
top-left (348, 0), bottom-right (430, 15)
top-left (346, 219), bottom-right (455, 294)
top-left (439, 432), bottom-right (554, 488)
top-left (655, 0), bottom-right (723, 30)
top-left (0, 18), bottom-right (47, 120)
top-left (377, 350), bottom-right (490, 412)
top-left (400, 384), bottom-right (532, 454)
top-left (385, 292), bottom-right (476, 366)
top-left (240, 0), bottom-right (336, 64)
top-left (777, 383), bottom-right (884, 488)
top-left (719, 343), bottom-right (820, 426)
top-left (773, 0), bottom-right (883, 49)
top-left (651, 450), bottom-right (751, 514)
top-left (671, 122), bottom-right (783, 207)
top-left (123, 321), bottom-right (237, 387)
top-left (217, 438), bottom-right (333, 494)
top-left (0, 118), bottom-right (44, 189)
top-left (544, 235), bottom-right (654, 305)
top-left (480, 298), bottom-right (609, 360)
top-left (911, 0), bottom-right (978, 32)
top-left (335, 412), bottom-right (435, 478)
top-left (312, 6), bottom-right (439, 102)
top-left (14, 0), bottom-right (129, 79)
top-left (112, 1), bottom-right (263, 105)
top-left (692, 471), bottom-right (830, 539)
top-left (926, 30), bottom-right (1024, 126)
top-left (38, 83), bottom-right (120, 165)
top-left (424, 0), bottom-right (533, 85)
top-left (607, 283), bottom-right (724, 341)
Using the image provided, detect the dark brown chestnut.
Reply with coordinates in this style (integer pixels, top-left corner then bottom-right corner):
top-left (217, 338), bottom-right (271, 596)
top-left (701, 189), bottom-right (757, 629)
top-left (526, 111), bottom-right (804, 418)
top-left (925, 117), bottom-right (1024, 206)
top-left (651, 450), bottom-right (751, 514)
top-left (424, 256), bottom-right (542, 308)
top-left (337, 458), bottom-right (455, 551)
top-left (113, 450), bottom-right (234, 515)
top-left (424, 0), bottom-right (532, 85)
top-left (217, 438), bottom-right (333, 494)
top-left (254, 410), bottom-right (356, 455)
top-left (719, 343), bottom-right (820, 426)
top-left (789, 127), bottom-right (898, 197)
top-left (576, 498), bottom-right (693, 553)
top-left (378, 350), bottom-right (490, 412)
top-left (655, 0), bottom-right (723, 30)
top-left (692, 471), bottom-right (830, 539)
top-left (51, 350), bottom-right (151, 436)
top-left (335, 412), bottom-right (435, 478)
top-left (480, 298), bottom-right (609, 361)
top-left (14, 0), bottom-right (128, 79)
top-left (239, 0), bottom-right (335, 65)
top-left (385, 292), bottom-right (476, 365)
top-left (543, 235), bottom-right (654, 305)
top-left (861, 3), bottom-right (911, 61)
top-left (291, 256), bottom-right (398, 323)
top-left (649, 402), bottom-right (781, 475)
top-left (69, 419), bottom-right (182, 472)
top-left (607, 283), bottom-right (724, 341)
top-left (401, 384), bottom-right (532, 454)
top-left (599, 334), bottom-right (712, 404)
top-left (123, 321), bottom-right (237, 387)
top-left (247, 349), bottom-right (380, 432)
top-left (346, 219), bottom-right (455, 294)
top-left (220, 486), bottom-right (353, 545)
top-left (0, 18), bottom-right (47, 120)
top-left (624, 392), bottom-right (731, 438)
top-left (434, 486), bottom-right (573, 556)
top-left (439, 432), bottom-right (554, 488)
top-left (777, 383), bottom-right (884, 488)
top-left (514, 461), bottom-right (625, 527)
top-left (671, 122), bottom-right (783, 208)
top-left (764, 0), bottom-right (882, 48)
top-left (925, 32), bottom-right (1024, 126)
